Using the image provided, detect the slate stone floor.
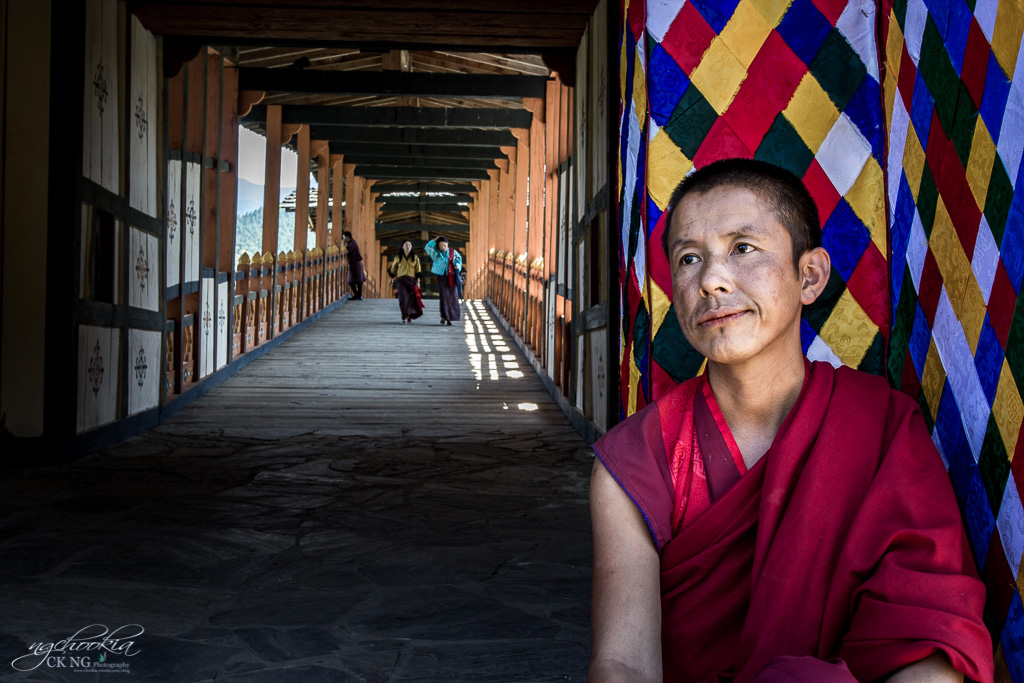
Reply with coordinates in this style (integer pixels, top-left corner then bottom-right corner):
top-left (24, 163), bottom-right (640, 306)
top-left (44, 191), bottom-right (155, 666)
top-left (1, 299), bottom-right (595, 682)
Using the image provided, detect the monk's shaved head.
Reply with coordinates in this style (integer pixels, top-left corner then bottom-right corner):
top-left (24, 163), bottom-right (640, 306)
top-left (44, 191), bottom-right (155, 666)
top-left (663, 159), bottom-right (822, 270)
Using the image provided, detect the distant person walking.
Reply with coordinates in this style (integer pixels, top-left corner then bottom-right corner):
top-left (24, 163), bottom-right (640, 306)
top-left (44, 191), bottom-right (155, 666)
top-left (388, 240), bottom-right (423, 324)
top-left (342, 231), bottom-right (365, 300)
top-left (424, 236), bottom-right (462, 326)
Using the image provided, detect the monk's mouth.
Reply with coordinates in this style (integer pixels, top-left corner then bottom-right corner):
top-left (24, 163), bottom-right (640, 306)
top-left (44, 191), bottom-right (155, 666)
top-left (698, 310), bottom-right (748, 327)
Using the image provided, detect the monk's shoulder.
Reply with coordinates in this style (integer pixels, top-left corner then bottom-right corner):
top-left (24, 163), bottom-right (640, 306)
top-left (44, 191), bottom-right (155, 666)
top-left (829, 363), bottom-right (916, 419)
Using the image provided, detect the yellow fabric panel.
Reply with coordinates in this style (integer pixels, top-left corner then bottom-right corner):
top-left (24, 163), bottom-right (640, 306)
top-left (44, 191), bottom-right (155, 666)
top-left (922, 340), bottom-right (946, 424)
top-left (992, 0), bottom-right (1024, 78)
top-left (748, 0), bottom-right (792, 27)
top-left (633, 49), bottom-right (648, 126)
top-left (820, 290), bottom-right (879, 367)
top-left (628, 347), bottom-right (640, 415)
top-left (930, 199), bottom-right (971, 309)
top-left (903, 124), bottom-right (926, 199)
top-left (689, 37), bottom-right (749, 115)
top-left (995, 357), bottom-right (1024, 460)
top-left (648, 130), bottom-right (693, 210)
top-left (959, 277), bottom-right (987, 355)
top-left (966, 118), bottom-right (997, 211)
top-left (845, 156), bottom-right (887, 255)
top-left (649, 278), bottom-right (673, 338)
top-left (884, 72), bottom-right (899, 131)
top-left (783, 74), bottom-right (840, 152)
top-left (719, 0), bottom-right (773, 68)
top-left (886, 14), bottom-right (904, 85)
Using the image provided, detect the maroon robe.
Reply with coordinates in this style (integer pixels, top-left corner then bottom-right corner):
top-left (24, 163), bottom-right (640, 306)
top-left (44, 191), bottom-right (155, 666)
top-left (593, 361), bottom-right (992, 683)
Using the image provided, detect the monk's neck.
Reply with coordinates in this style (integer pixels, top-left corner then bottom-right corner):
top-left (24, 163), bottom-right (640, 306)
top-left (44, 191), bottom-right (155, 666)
top-left (705, 354), bottom-right (806, 468)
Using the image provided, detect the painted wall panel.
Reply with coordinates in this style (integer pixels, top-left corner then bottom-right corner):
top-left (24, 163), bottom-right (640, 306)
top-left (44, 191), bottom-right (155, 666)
top-left (82, 0), bottom-right (118, 193)
top-left (129, 16), bottom-right (158, 216)
top-left (216, 280), bottom-right (228, 370)
top-left (200, 276), bottom-right (214, 378)
top-left (166, 159), bottom-right (181, 288)
top-left (76, 325), bottom-right (119, 433)
top-left (129, 227), bottom-right (158, 310)
top-left (127, 329), bottom-right (160, 415)
top-left (184, 161), bottom-right (201, 284)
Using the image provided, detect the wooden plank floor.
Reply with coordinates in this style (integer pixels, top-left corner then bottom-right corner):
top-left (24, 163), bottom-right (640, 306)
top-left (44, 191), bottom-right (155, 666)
top-left (0, 299), bottom-right (595, 682)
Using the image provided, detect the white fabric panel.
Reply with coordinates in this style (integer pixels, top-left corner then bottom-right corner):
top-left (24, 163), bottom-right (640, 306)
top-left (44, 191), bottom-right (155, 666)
top-left (646, 0), bottom-right (685, 42)
top-left (77, 325), bottom-right (120, 433)
top-left (166, 160), bottom-right (182, 289)
top-left (216, 280), bottom-right (229, 370)
top-left (184, 162), bottom-right (202, 284)
top-left (933, 290), bottom-right (991, 462)
top-left (127, 329), bottom-right (161, 415)
top-left (836, 0), bottom-right (879, 79)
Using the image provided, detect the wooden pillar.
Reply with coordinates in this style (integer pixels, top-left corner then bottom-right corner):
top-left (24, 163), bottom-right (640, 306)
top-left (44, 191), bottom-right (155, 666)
top-left (332, 155), bottom-right (344, 249)
top-left (219, 60), bottom-right (239, 276)
top-left (295, 126), bottom-right (310, 252)
top-left (262, 105), bottom-right (282, 259)
top-left (315, 143), bottom-right (329, 250)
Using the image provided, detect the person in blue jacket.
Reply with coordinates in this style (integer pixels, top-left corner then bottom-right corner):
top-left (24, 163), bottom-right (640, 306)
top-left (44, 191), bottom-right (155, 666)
top-left (424, 236), bottom-right (463, 326)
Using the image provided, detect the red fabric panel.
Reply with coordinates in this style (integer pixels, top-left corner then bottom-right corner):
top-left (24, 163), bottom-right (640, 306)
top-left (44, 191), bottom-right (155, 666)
top-left (961, 20), bottom-right (991, 111)
top-left (693, 117), bottom-right (756, 167)
top-left (660, 2), bottom-right (717, 75)
top-left (987, 261), bottom-right (1016, 348)
top-left (846, 241), bottom-right (891, 335)
top-left (925, 110), bottom-right (982, 259)
top-left (723, 32), bottom-right (808, 153)
top-left (803, 159), bottom-right (842, 225)
top-left (918, 248), bottom-right (944, 327)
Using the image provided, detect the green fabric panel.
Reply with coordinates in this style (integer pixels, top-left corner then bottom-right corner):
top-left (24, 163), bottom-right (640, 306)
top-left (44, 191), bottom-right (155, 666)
top-left (755, 114), bottom-right (815, 177)
top-left (809, 29), bottom-right (867, 112)
top-left (664, 86), bottom-right (719, 160)
top-left (650, 305), bottom-right (706, 383)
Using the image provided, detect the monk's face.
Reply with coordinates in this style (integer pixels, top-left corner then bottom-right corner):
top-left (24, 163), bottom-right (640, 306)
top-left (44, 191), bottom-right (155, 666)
top-left (666, 185), bottom-right (828, 367)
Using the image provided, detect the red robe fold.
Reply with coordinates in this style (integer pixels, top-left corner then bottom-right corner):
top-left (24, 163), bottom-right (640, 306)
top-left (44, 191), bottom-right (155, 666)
top-left (593, 361), bottom-right (992, 683)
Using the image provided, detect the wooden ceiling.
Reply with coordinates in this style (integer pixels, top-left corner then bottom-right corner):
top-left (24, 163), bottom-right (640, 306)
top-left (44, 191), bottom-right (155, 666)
top-left (132, 0), bottom-right (599, 51)
top-left (135, 0), bottom-right (598, 245)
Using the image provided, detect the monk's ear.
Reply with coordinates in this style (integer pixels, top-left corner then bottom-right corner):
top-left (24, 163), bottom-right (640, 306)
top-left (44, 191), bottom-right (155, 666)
top-left (798, 247), bottom-right (831, 306)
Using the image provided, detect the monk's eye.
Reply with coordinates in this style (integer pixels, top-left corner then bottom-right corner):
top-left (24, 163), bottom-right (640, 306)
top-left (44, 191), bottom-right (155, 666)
top-left (734, 243), bottom-right (756, 254)
top-left (680, 253), bottom-right (700, 266)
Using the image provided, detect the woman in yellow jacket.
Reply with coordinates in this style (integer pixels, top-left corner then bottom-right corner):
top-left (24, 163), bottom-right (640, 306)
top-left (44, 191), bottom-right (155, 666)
top-left (388, 240), bottom-right (423, 324)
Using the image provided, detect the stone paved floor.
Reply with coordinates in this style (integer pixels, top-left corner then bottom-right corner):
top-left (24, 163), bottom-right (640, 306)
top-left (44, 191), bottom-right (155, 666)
top-left (1, 299), bottom-right (595, 682)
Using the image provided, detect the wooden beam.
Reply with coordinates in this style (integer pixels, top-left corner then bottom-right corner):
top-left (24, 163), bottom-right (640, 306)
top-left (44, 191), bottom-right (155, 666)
top-left (371, 182), bottom-right (478, 194)
top-left (243, 105), bottom-right (532, 129)
top-left (312, 127), bottom-right (518, 148)
top-left (295, 126), bottom-right (310, 251)
top-left (379, 202), bottom-right (469, 213)
top-left (376, 222), bottom-right (469, 233)
top-left (133, 3), bottom-right (595, 50)
top-left (344, 155), bottom-right (497, 169)
top-left (355, 166), bottom-right (490, 181)
top-left (378, 237), bottom-right (466, 247)
top-left (375, 193), bottom-right (474, 203)
top-left (239, 68), bottom-right (548, 99)
top-left (328, 142), bottom-right (507, 160)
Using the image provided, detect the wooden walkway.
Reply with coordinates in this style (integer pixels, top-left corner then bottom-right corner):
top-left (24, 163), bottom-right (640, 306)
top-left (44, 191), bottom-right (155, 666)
top-left (0, 299), bottom-right (595, 682)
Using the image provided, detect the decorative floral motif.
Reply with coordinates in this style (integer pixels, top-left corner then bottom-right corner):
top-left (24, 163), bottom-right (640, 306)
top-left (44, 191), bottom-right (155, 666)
top-left (134, 346), bottom-right (148, 388)
top-left (168, 200), bottom-right (177, 242)
top-left (135, 96), bottom-right (147, 139)
top-left (186, 198), bottom-right (197, 237)
top-left (135, 246), bottom-right (149, 292)
top-left (92, 63), bottom-right (108, 115)
top-left (203, 309), bottom-right (212, 339)
top-left (88, 341), bottom-right (104, 397)
top-left (218, 301), bottom-right (227, 334)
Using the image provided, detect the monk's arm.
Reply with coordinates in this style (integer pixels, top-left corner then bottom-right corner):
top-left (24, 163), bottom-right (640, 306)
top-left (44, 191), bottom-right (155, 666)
top-left (588, 460), bottom-right (662, 683)
top-left (886, 652), bottom-right (963, 682)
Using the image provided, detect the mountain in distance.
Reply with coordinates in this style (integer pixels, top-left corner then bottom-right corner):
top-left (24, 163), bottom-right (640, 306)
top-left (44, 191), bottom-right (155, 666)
top-left (237, 177), bottom-right (295, 215)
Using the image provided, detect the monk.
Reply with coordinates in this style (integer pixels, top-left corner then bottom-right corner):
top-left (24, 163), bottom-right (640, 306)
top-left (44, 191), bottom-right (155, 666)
top-left (589, 159), bottom-right (992, 683)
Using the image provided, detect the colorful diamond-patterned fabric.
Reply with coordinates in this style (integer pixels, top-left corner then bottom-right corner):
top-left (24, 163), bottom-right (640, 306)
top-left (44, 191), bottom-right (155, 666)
top-left (882, 0), bottom-right (1024, 676)
top-left (616, 0), bottom-right (1024, 676)
top-left (618, 0), bottom-right (891, 413)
